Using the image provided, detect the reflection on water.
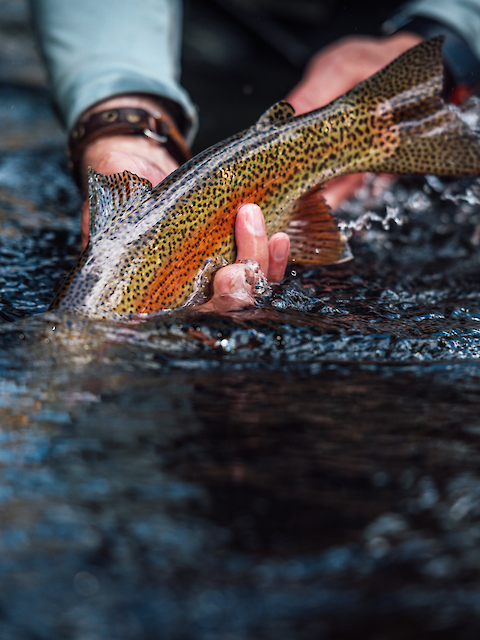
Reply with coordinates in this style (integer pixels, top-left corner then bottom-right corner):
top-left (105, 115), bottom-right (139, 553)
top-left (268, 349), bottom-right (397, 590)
top-left (3, 316), bottom-right (480, 638)
top-left (1, 166), bottom-right (480, 636)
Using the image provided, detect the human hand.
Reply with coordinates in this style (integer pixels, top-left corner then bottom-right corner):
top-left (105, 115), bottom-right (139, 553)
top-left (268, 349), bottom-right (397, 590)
top-left (77, 98), bottom-right (290, 313)
top-left (80, 134), bottom-right (178, 249)
top-left (81, 142), bottom-right (289, 313)
top-left (78, 95), bottom-right (181, 249)
top-left (199, 203), bottom-right (290, 313)
top-left (286, 32), bottom-right (423, 209)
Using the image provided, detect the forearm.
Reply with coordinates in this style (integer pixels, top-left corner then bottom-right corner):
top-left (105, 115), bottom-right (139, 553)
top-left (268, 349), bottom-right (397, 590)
top-left (28, 0), bottom-right (197, 142)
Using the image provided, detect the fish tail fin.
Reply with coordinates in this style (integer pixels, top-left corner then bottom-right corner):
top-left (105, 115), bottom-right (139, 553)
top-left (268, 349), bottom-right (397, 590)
top-left (343, 36), bottom-right (480, 177)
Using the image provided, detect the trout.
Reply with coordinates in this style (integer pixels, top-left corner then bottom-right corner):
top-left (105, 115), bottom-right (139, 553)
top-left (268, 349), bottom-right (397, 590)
top-left (51, 37), bottom-right (480, 319)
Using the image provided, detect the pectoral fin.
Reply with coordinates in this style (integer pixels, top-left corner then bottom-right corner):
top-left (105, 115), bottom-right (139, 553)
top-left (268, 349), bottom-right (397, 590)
top-left (286, 186), bottom-right (352, 264)
top-left (88, 168), bottom-right (153, 243)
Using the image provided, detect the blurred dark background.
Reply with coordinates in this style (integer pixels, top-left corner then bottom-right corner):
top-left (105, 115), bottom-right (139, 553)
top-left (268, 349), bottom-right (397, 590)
top-left (182, 0), bottom-right (405, 151)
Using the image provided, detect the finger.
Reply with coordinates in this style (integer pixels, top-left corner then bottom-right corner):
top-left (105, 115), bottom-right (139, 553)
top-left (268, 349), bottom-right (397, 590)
top-left (200, 264), bottom-right (256, 313)
top-left (322, 174), bottom-right (365, 209)
top-left (235, 203), bottom-right (269, 275)
top-left (267, 232), bottom-right (290, 283)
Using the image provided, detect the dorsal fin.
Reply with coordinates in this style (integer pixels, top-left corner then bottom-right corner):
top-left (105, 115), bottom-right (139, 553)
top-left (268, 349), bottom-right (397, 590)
top-left (88, 168), bottom-right (153, 242)
top-left (286, 186), bottom-right (352, 264)
top-left (256, 101), bottom-right (296, 128)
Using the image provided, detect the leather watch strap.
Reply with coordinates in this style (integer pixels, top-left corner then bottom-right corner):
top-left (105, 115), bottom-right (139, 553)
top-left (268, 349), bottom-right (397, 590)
top-left (68, 106), bottom-right (192, 187)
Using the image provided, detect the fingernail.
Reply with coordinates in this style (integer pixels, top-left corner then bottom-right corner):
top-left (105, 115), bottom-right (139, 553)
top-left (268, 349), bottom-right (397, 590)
top-left (272, 236), bottom-right (289, 262)
top-left (244, 207), bottom-right (265, 236)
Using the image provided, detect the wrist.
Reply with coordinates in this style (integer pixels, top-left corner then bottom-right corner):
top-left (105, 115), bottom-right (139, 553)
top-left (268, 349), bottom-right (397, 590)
top-left (69, 93), bottom-right (191, 189)
top-left (81, 135), bottom-right (179, 187)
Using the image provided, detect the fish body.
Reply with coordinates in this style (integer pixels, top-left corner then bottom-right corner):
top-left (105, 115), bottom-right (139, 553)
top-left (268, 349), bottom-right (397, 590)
top-left (51, 38), bottom-right (480, 319)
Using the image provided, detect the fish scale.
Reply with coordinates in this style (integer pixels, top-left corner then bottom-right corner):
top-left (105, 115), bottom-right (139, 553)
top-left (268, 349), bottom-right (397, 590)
top-left (50, 37), bottom-right (480, 319)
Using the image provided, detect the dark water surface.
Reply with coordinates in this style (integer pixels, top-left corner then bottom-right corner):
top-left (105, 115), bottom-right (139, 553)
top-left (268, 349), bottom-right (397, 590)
top-left (2, 139), bottom-right (480, 640)
top-left (2, 0), bottom-right (480, 638)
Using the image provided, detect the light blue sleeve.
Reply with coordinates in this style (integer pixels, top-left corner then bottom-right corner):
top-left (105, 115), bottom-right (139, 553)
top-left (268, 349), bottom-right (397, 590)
top-left (385, 0), bottom-right (480, 61)
top-left (28, 0), bottom-right (197, 143)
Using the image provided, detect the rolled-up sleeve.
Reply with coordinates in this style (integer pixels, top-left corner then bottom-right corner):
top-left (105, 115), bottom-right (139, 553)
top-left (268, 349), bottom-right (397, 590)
top-left (28, 0), bottom-right (197, 142)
